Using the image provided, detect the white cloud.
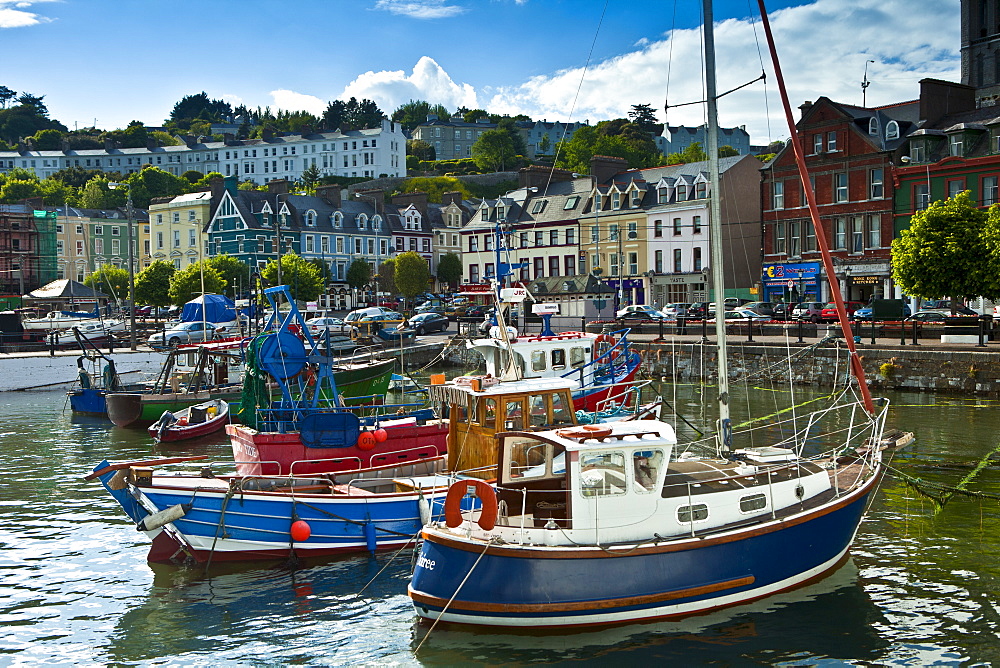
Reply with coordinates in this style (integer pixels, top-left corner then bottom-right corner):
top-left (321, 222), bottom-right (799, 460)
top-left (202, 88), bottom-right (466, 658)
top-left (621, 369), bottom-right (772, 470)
top-left (0, 0), bottom-right (54, 28)
top-left (483, 0), bottom-right (960, 144)
top-left (268, 89), bottom-right (326, 115)
top-left (373, 0), bottom-right (465, 19)
top-left (339, 56), bottom-right (478, 114)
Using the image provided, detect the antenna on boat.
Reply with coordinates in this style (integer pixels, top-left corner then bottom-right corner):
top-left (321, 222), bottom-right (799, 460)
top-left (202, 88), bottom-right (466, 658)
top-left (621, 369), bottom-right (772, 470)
top-left (756, 0), bottom-right (876, 416)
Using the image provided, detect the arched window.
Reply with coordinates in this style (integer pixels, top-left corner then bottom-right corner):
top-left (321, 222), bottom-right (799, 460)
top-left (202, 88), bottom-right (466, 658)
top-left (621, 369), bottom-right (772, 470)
top-left (372, 215), bottom-right (382, 230)
top-left (357, 214), bottom-right (368, 230)
top-left (868, 117), bottom-right (879, 136)
top-left (332, 212), bottom-right (343, 228)
top-left (885, 120), bottom-right (899, 140)
top-left (305, 210), bottom-right (317, 226)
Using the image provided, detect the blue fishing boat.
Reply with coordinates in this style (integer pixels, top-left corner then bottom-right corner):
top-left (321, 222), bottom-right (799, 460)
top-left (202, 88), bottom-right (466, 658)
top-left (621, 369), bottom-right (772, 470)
top-left (67, 328), bottom-right (127, 415)
top-left (407, 0), bottom-right (898, 628)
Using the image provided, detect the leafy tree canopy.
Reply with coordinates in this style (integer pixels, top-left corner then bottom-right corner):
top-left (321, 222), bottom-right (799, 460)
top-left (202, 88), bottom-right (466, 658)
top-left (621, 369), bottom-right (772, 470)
top-left (322, 97), bottom-right (385, 130)
top-left (51, 166), bottom-right (103, 188)
top-left (391, 100), bottom-right (451, 132)
top-left (29, 128), bottom-right (63, 150)
top-left (892, 191), bottom-right (1000, 302)
top-left (168, 92), bottom-right (233, 131)
top-left (437, 252), bottom-right (462, 288)
top-left (133, 260), bottom-right (176, 307)
top-left (555, 120), bottom-right (664, 173)
top-left (168, 261), bottom-right (225, 305)
top-left (260, 253), bottom-right (323, 302)
top-left (85, 265), bottom-right (131, 303)
top-left (207, 254), bottom-right (250, 299)
top-left (394, 251), bottom-right (431, 300)
top-left (407, 139), bottom-right (435, 161)
top-left (377, 257), bottom-right (397, 295)
top-left (346, 258), bottom-right (372, 290)
top-left (471, 128), bottom-right (518, 172)
top-left (628, 103), bottom-right (660, 133)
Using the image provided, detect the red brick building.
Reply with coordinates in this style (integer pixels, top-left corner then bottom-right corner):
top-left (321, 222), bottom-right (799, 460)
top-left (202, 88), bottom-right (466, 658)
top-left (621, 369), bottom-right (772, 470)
top-left (0, 204), bottom-right (46, 296)
top-left (760, 97), bottom-right (919, 304)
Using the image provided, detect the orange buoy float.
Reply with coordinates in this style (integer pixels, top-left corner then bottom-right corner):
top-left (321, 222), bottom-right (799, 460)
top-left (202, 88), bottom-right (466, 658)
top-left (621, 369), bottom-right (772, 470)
top-left (357, 431), bottom-right (377, 450)
top-left (373, 428), bottom-right (388, 443)
top-left (444, 479), bottom-right (498, 531)
top-left (290, 519), bottom-right (312, 542)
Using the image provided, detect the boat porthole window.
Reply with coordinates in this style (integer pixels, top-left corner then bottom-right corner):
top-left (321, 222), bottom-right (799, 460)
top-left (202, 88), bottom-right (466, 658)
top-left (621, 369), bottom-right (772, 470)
top-left (551, 392), bottom-right (571, 425)
top-left (531, 351), bottom-right (546, 372)
top-left (551, 349), bottom-right (566, 370)
top-left (505, 400), bottom-right (523, 431)
top-left (529, 394), bottom-right (547, 427)
top-left (739, 493), bottom-right (767, 513)
top-left (570, 347), bottom-right (585, 368)
top-left (677, 503), bottom-right (709, 523)
top-left (483, 398), bottom-right (497, 429)
top-left (580, 451), bottom-right (627, 497)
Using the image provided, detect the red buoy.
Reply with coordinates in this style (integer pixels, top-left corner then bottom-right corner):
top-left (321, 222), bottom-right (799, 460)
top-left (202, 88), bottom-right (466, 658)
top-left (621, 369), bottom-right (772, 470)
top-left (373, 428), bottom-right (388, 443)
top-left (290, 519), bottom-right (311, 542)
top-left (357, 431), bottom-right (377, 450)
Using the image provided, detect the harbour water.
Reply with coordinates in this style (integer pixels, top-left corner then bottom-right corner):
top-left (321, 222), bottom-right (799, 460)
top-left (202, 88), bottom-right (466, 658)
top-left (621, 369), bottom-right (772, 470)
top-left (2, 383), bottom-right (999, 666)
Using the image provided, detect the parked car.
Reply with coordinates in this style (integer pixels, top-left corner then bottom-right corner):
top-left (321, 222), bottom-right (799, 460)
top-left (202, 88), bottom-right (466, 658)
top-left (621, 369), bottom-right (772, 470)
top-left (853, 302), bottom-right (912, 321)
top-left (616, 305), bottom-right (667, 320)
top-left (688, 302), bottom-right (710, 319)
top-left (446, 302), bottom-right (485, 321)
top-left (458, 305), bottom-right (491, 322)
top-left (771, 303), bottom-right (792, 320)
top-left (344, 307), bottom-right (393, 323)
top-left (305, 317), bottom-right (357, 337)
top-left (414, 302), bottom-right (447, 316)
top-left (820, 301), bottom-right (865, 322)
top-left (920, 300), bottom-right (977, 316)
top-left (724, 297), bottom-right (752, 310)
top-left (658, 303), bottom-right (690, 319)
top-left (791, 302), bottom-right (826, 323)
top-left (406, 312), bottom-right (450, 335)
top-left (741, 302), bottom-right (775, 317)
top-left (906, 311), bottom-right (950, 323)
top-left (706, 309), bottom-right (767, 323)
top-left (147, 321), bottom-right (220, 347)
top-left (134, 305), bottom-right (153, 317)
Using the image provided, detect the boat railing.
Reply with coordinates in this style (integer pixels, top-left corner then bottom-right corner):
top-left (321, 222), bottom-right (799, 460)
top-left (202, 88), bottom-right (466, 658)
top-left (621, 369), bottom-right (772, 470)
top-left (592, 379), bottom-right (652, 414)
top-left (560, 328), bottom-right (635, 388)
top-left (290, 456), bottom-right (364, 476)
top-left (255, 400), bottom-right (433, 432)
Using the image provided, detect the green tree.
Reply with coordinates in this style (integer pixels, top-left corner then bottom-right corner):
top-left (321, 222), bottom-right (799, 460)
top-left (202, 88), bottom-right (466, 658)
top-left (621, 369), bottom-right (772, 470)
top-left (472, 128), bottom-right (517, 172)
top-left (168, 261), bottom-right (225, 305)
top-left (394, 251), bottom-right (431, 301)
top-left (377, 257), bottom-right (397, 295)
top-left (555, 120), bottom-right (664, 173)
top-left (133, 260), bottom-right (176, 308)
top-left (0, 86), bottom-right (15, 108)
top-left (346, 258), bottom-right (372, 290)
top-left (29, 128), bottom-right (63, 150)
top-left (0, 179), bottom-right (41, 203)
top-left (462, 109), bottom-right (489, 123)
top-left (407, 139), bottom-right (435, 161)
top-left (628, 103), bottom-right (659, 132)
top-left (181, 170), bottom-right (204, 184)
top-left (307, 257), bottom-right (333, 284)
top-left (38, 178), bottom-right (74, 206)
top-left (85, 265), bottom-right (131, 303)
top-left (398, 177), bottom-right (471, 203)
top-left (719, 145), bottom-right (739, 158)
top-left (537, 134), bottom-right (551, 156)
top-left (208, 255), bottom-right (250, 299)
top-left (300, 164), bottom-right (321, 193)
top-left (51, 166), bottom-right (104, 188)
top-left (437, 252), bottom-right (462, 289)
top-left (77, 176), bottom-right (125, 209)
top-left (260, 253), bottom-right (322, 302)
top-left (892, 191), bottom-right (1000, 303)
top-left (123, 166), bottom-right (189, 208)
top-left (391, 100), bottom-right (451, 132)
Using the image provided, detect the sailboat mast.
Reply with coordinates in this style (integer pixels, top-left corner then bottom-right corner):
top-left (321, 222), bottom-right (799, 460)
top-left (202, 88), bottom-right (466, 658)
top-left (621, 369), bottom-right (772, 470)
top-left (755, 0), bottom-right (876, 415)
top-left (703, 0), bottom-right (733, 452)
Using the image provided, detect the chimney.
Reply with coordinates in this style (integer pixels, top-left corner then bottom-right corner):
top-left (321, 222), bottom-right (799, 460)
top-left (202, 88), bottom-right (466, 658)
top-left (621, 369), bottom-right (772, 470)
top-left (589, 155), bottom-right (628, 186)
top-left (391, 191), bottom-right (429, 219)
top-left (518, 165), bottom-right (575, 190)
top-left (146, 137), bottom-right (157, 150)
top-left (223, 133), bottom-right (236, 145)
top-left (268, 179), bottom-right (290, 195)
top-left (426, 113), bottom-right (438, 122)
top-left (919, 78), bottom-right (976, 125)
top-left (61, 137), bottom-right (70, 152)
top-left (104, 137), bottom-right (116, 151)
top-left (356, 188), bottom-right (384, 214)
top-left (262, 127), bottom-right (274, 141)
top-left (798, 101), bottom-right (813, 119)
top-left (441, 190), bottom-right (463, 206)
top-left (315, 183), bottom-right (342, 207)
top-left (210, 177), bottom-right (225, 203)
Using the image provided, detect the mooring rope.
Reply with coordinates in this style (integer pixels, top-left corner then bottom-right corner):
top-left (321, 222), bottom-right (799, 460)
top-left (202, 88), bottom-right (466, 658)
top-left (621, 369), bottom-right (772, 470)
top-left (357, 529), bottom-right (424, 597)
top-left (886, 452), bottom-right (1000, 510)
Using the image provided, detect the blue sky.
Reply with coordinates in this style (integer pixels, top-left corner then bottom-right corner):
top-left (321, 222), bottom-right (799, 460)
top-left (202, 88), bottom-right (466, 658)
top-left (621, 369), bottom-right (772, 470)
top-left (1, 0), bottom-right (961, 144)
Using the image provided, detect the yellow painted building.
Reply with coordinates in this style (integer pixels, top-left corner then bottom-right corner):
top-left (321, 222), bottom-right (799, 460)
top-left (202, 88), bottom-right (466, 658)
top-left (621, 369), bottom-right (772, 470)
top-left (144, 192), bottom-right (212, 270)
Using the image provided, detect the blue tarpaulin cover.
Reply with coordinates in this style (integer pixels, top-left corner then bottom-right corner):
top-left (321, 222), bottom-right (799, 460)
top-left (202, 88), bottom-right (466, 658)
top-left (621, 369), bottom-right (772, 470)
top-left (180, 294), bottom-right (236, 323)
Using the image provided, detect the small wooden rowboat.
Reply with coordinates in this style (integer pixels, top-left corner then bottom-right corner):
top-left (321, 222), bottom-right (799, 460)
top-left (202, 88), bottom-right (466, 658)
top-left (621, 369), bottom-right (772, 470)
top-left (149, 399), bottom-right (229, 443)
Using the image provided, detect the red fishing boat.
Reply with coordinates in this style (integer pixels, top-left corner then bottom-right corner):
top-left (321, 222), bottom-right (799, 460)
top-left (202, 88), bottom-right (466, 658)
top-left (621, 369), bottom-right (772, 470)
top-left (149, 399), bottom-right (230, 443)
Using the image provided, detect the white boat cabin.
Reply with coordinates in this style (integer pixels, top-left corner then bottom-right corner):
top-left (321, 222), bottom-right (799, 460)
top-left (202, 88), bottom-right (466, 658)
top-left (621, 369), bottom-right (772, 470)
top-left (466, 421), bottom-right (836, 547)
top-left (469, 331), bottom-right (614, 385)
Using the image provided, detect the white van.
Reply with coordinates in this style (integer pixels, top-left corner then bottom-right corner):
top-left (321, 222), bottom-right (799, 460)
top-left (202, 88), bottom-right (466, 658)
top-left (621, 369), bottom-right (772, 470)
top-left (344, 306), bottom-right (392, 323)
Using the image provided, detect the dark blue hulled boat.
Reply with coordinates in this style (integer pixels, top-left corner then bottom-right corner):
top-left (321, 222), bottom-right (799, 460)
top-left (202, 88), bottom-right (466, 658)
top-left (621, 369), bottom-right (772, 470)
top-left (407, 0), bottom-right (900, 629)
top-left (67, 328), bottom-right (127, 415)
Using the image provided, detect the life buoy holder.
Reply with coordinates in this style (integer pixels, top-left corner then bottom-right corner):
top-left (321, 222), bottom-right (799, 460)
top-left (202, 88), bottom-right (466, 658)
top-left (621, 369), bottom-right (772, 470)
top-left (595, 334), bottom-right (620, 360)
top-left (556, 424), bottom-right (613, 440)
top-left (444, 479), bottom-right (498, 531)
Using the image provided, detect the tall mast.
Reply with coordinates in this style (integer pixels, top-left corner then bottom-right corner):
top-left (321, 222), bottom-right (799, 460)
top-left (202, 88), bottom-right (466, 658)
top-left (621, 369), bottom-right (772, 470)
top-left (703, 0), bottom-right (732, 452)
top-left (756, 0), bottom-right (876, 415)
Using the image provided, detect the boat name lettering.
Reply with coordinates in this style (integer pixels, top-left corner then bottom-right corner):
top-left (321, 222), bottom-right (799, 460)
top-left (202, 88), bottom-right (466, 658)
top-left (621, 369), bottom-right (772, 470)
top-left (416, 555), bottom-right (436, 570)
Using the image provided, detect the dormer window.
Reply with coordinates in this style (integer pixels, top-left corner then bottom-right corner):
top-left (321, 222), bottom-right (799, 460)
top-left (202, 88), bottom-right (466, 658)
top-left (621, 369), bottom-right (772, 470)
top-left (481, 207), bottom-right (489, 221)
top-left (657, 187), bottom-right (669, 204)
top-left (496, 204), bottom-right (506, 220)
top-left (695, 182), bottom-right (707, 198)
top-left (950, 135), bottom-right (964, 157)
top-left (357, 214), bottom-right (367, 230)
top-left (305, 210), bottom-right (316, 227)
top-left (868, 117), bottom-right (879, 136)
top-left (332, 212), bottom-right (343, 228)
top-left (372, 215), bottom-right (382, 230)
top-left (630, 189), bottom-right (641, 207)
top-left (594, 192), bottom-right (603, 210)
top-left (611, 191), bottom-right (621, 210)
top-left (885, 120), bottom-right (899, 140)
top-left (910, 142), bottom-right (926, 163)
top-left (676, 184), bottom-right (687, 200)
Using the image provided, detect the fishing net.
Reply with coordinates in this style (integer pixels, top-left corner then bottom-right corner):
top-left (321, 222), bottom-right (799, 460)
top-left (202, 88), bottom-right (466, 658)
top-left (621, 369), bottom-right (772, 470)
top-left (239, 335), bottom-right (272, 430)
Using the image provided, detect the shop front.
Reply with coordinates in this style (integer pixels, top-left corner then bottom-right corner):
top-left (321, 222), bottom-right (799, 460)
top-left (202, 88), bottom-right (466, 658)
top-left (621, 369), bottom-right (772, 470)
top-left (602, 278), bottom-right (646, 310)
top-left (762, 262), bottom-right (821, 304)
top-left (840, 261), bottom-right (891, 303)
top-left (648, 272), bottom-right (709, 307)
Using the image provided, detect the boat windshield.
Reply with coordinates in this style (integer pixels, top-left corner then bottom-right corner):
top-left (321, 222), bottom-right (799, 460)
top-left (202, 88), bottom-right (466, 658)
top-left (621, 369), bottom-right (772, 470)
top-left (501, 435), bottom-right (566, 485)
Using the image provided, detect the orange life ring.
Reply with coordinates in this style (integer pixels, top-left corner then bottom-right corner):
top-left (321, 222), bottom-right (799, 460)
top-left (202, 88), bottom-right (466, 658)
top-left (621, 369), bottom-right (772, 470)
top-left (556, 424), bottom-right (613, 440)
top-left (444, 479), bottom-right (498, 531)
top-left (595, 334), bottom-right (620, 359)
top-left (303, 366), bottom-right (317, 387)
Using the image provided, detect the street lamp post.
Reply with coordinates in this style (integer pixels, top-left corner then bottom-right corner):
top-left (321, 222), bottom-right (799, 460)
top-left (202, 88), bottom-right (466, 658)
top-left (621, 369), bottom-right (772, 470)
top-left (109, 181), bottom-right (137, 350)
